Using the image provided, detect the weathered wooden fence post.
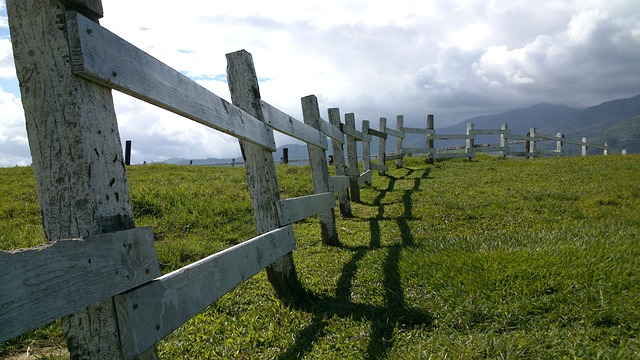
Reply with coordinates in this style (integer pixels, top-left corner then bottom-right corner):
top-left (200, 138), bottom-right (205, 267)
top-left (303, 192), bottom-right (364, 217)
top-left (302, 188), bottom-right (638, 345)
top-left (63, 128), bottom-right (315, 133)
top-left (362, 120), bottom-right (372, 185)
top-left (395, 115), bottom-right (404, 167)
top-left (328, 108), bottom-right (352, 217)
top-left (125, 140), bottom-right (132, 165)
top-left (226, 50), bottom-right (301, 297)
top-left (604, 142), bottom-right (609, 155)
top-left (302, 95), bottom-right (339, 246)
top-left (556, 132), bottom-right (565, 155)
top-left (426, 114), bottom-right (435, 164)
top-left (500, 123), bottom-right (509, 159)
top-left (282, 147), bottom-right (289, 164)
top-left (466, 123), bottom-right (475, 160)
top-left (529, 127), bottom-right (537, 158)
top-left (345, 113), bottom-right (361, 201)
top-left (582, 137), bottom-right (588, 156)
top-left (6, 1), bottom-right (159, 358)
top-left (378, 117), bottom-right (387, 175)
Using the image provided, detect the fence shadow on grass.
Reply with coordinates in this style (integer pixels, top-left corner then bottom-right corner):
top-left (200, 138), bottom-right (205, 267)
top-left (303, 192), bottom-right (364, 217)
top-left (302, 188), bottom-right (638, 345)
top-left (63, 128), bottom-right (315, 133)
top-left (279, 167), bottom-right (432, 359)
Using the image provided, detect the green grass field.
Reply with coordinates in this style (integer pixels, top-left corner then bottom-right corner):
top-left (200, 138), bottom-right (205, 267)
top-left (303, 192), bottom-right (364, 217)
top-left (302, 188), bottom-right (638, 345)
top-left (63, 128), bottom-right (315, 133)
top-left (1, 155), bottom-right (639, 359)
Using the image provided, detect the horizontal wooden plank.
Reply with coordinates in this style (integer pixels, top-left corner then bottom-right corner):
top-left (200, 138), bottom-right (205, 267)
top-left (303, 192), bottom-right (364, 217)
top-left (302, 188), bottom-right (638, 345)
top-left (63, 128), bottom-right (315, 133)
top-left (320, 119), bottom-right (345, 144)
top-left (66, 11), bottom-right (276, 151)
top-left (384, 127), bottom-right (405, 139)
top-left (470, 129), bottom-right (507, 135)
top-left (473, 146), bottom-right (509, 153)
top-left (340, 123), bottom-right (363, 140)
top-left (279, 192), bottom-right (336, 225)
top-left (402, 127), bottom-right (434, 134)
top-left (346, 166), bottom-right (361, 177)
top-left (370, 163), bottom-right (388, 172)
top-left (367, 128), bottom-right (388, 139)
top-left (431, 134), bottom-right (474, 140)
top-left (403, 147), bottom-right (432, 154)
top-left (115, 226), bottom-right (296, 359)
top-left (0, 228), bottom-right (159, 343)
top-left (329, 176), bottom-right (350, 192)
top-left (260, 100), bottom-right (327, 150)
top-left (536, 134), bottom-right (563, 142)
top-left (433, 152), bottom-right (475, 159)
top-left (358, 170), bottom-right (372, 185)
top-left (386, 153), bottom-right (404, 161)
top-left (507, 134), bottom-right (537, 142)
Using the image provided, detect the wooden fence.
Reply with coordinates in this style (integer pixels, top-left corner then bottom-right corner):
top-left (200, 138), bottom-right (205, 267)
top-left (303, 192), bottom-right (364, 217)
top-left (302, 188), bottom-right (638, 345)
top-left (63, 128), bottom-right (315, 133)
top-left (1, 2), bottom-right (624, 359)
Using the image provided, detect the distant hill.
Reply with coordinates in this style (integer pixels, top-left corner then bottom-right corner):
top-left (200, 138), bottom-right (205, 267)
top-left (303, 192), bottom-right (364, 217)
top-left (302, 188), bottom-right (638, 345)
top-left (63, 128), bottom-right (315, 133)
top-left (430, 94), bottom-right (640, 154)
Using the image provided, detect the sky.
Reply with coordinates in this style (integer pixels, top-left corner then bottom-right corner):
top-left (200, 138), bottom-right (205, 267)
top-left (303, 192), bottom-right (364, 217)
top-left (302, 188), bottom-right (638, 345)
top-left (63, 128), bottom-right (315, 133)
top-left (1, 0), bottom-right (639, 166)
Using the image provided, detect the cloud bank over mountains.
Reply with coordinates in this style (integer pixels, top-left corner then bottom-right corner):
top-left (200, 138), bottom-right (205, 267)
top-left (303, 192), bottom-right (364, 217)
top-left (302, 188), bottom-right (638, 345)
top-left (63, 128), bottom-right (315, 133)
top-left (1, 0), bottom-right (638, 165)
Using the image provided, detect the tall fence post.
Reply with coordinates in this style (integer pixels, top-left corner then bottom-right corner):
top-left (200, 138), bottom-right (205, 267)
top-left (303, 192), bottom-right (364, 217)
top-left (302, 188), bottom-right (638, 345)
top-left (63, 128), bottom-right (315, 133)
top-left (378, 117), bottom-right (387, 175)
top-left (226, 50), bottom-right (301, 297)
top-left (5, 1), bottom-right (159, 358)
top-left (426, 114), bottom-right (435, 164)
top-left (302, 95), bottom-right (339, 246)
top-left (328, 108), bottom-right (352, 217)
top-left (395, 115), bottom-right (404, 167)
top-left (500, 123), bottom-right (509, 159)
top-left (582, 137), bottom-right (588, 156)
top-left (466, 123), bottom-right (475, 160)
top-left (362, 120), bottom-right (373, 185)
top-left (345, 113), bottom-right (361, 201)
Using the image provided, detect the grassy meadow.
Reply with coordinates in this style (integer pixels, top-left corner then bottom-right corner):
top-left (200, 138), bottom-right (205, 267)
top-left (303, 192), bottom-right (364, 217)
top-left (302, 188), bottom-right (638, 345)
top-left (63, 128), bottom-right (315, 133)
top-left (1, 154), bottom-right (639, 359)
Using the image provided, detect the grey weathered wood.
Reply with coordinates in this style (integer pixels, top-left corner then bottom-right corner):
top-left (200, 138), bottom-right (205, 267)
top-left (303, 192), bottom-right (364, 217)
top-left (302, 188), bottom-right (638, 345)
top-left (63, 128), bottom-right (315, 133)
top-left (433, 152), bottom-right (477, 159)
top-left (328, 176), bottom-right (350, 192)
top-left (473, 146), bottom-right (509, 153)
top-left (403, 147), bottom-right (432, 154)
top-left (341, 122), bottom-right (363, 140)
top-left (402, 127), bottom-right (434, 134)
top-left (0, 228), bottom-right (159, 343)
top-left (426, 114), bottom-right (435, 164)
top-left (327, 108), bottom-right (351, 216)
top-left (508, 134), bottom-right (539, 142)
top-left (432, 133), bottom-right (475, 140)
top-left (302, 95), bottom-right (339, 246)
top-left (395, 115), bottom-right (404, 167)
top-left (279, 193), bottom-right (336, 225)
top-left (370, 163), bottom-right (388, 172)
top-left (500, 124), bottom-right (509, 159)
top-left (466, 123), bottom-right (475, 160)
top-left (377, 117), bottom-right (387, 175)
top-left (115, 226), bottom-right (296, 359)
top-left (344, 113), bottom-right (361, 201)
top-left (529, 128), bottom-right (537, 157)
top-left (226, 50), bottom-right (300, 297)
top-left (368, 127), bottom-right (388, 139)
top-left (66, 11), bottom-right (276, 151)
top-left (582, 137), bottom-right (588, 156)
top-left (61, 0), bottom-right (103, 19)
top-left (358, 170), bottom-right (373, 185)
top-left (320, 118), bottom-right (345, 144)
top-left (469, 129), bottom-right (507, 135)
top-left (6, 1), bottom-right (154, 358)
top-left (386, 153), bottom-right (404, 161)
top-left (362, 120), bottom-right (372, 172)
top-left (260, 100), bottom-right (327, 150)
top-left (385, 126), bottom-right (405, 139)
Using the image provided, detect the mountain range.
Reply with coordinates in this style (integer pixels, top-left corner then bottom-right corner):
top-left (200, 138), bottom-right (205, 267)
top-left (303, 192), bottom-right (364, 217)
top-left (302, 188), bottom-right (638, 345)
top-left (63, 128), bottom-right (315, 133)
top-left (432, 94), bottom-right (640, 154)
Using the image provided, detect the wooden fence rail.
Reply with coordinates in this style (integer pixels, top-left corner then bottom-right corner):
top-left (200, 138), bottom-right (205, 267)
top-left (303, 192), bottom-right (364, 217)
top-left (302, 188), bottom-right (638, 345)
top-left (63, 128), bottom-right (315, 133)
top-left (1, 2), bottom-right (625, 358)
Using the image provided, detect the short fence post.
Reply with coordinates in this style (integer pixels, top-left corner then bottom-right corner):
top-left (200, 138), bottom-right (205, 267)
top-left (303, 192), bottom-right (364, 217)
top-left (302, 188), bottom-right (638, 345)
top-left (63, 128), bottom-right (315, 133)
top-left (426, 114), bottom-right (435, 164)
top-left (395, 115), bottom-right (404, 167)
top-left (556, 132), bottom-right (565, 155)
top-left (622, 149), bottom-right (627, 155)
top-left (345, 113), bottom-right (361, 202)
top-left (282, 147), bottom-right (289, 164)
top-left (362, 120), bottom-right (372, 184)
top-left (302, 95), bottom-right (339, 246)
top-left (226, 50), bottom-right (301, 297)
top-left (378, 117), bottom-right (387, 175)
top-left (328, 108), bottom-right (352, 217)
top-left (529, 127), bottom-right (537, 158)
top-left (604, 142), bottom-right (609, 155)
top-left (6, 1), bottom-right (158, 357)
top-left (582, 137), bottom-right (588, 156)
top-left (500, 123), bottom-right (509, 159)
top-left (466, 123), bottom-right (475, 160)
